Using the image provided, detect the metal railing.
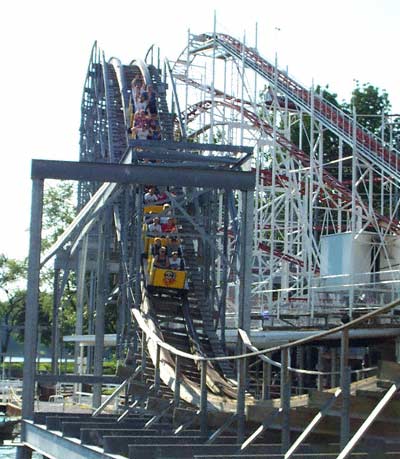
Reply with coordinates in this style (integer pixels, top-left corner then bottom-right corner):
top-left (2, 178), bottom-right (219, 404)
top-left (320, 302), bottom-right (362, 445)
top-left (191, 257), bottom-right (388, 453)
top-left (212, 33), bottom-right (400, 181)
top-left (130, 290), bottom-right (400, 456)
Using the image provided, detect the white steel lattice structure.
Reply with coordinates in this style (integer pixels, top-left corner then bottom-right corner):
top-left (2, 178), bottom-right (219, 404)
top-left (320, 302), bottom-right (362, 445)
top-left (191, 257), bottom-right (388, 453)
top-left (166, 30), bottom-right (400, 325)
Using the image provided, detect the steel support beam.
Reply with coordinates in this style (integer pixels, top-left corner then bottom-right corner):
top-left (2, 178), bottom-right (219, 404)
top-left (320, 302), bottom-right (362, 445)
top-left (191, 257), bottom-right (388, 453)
top-left (262, 360), bottom-right (271, 400)
top-left (51, 266), bottom-right (61, 375)
top-left (133, 149), bottom-right (238, 165)
top-left (219, 191), bottom-right (229, 350)
top-left (337, 381), bottom-right (400, 459)
top-left (154, 344), bottom-right (161, 393)
top-left (134, 185), bottom-right (143, 307)
top-left (36, 374), bottom-right (124, 384)
top-left (174, 356), bottom-right (181, 407)
top-left (285, 387), bottom-right (342, 458)
top-left (74, 235), bottom-right (88, 384)
top-left (22, 421), bottom-right (112, 459)
top-left (238, 190), bottom-right (254, 333)
top-left (200, 360), bottom-right (208, 437)
top-left (236, 339), bottom-right (247, 443)
top-left (340, 329), bottom-right (350, 448)
top-left (93, 217), bottom-right (107, 408)
top-left (18, 179), bottom-right (44, 459)
top-left (317, 347), bottom-right (323, 391)
top-left (22, 179), bottom-right (44, 420)
top-left (281, 347), bottom-right (291, 452)
top-left (330, 347), bottom-right (337, 388)
top-left (31, 160), bottom-right (255, 190)
top-left (129, 139), bottom-right (254, 154)
top-left (297, 346), bottom-right (304, 395)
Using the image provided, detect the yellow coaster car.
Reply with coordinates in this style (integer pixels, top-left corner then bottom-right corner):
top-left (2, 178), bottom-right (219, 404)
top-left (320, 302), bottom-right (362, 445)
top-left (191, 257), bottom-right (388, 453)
top-left (149, 266), bottom-right (187, 290)
top-left (145, 236), bottom-right (169, 257)
top-left (144, 205), bottom-right (164, 214)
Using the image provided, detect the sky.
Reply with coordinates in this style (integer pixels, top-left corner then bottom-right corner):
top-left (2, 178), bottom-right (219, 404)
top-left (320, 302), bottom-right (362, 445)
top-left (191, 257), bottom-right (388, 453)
top-left (0, 0), bottom-right (399, 260)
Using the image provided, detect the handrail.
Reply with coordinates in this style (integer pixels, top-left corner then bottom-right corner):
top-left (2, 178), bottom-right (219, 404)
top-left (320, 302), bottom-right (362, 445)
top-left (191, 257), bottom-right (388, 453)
top-left (337, 379), bottom-right (400, 459)
top-left (173, 81), bottom-right (400, 235)
top-left (238, 329), bottom-right (377, 377)
top-left (109, 57), bottom-right (128, 121)
top-left (101, 51), bottom-right (116, 163)
top-left (41, 181), bottom-right (119, 266)
top-left (165, 58), bottom-right (186, 139)
top-left (284, 387), bottom-right (342, 458)
top-left (188, 32), bottom-right (400, 184)
top-left (132, 294), bottom-right (400, 363)
top-left (92, 365), bottom-right (141, 417)
top-left (210, 33), bottom-right (400, 171)
top-left (144, 44), bottom-right (155, 64)
top-left (128, 58), bottom-right (152, 86)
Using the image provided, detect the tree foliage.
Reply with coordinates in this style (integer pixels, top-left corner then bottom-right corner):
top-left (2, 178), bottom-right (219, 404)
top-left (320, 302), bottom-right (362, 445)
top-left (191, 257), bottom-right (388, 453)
top-left (0, 181), bottom-right (77, 357)
top-left (344, 81), bottom-right (391, 137)
top-left (42, 180), bottom-right (76, 252)
top-left (285, 81), bottom-right (398, 181)
top-left (0, 256), bottom-right (27, 360)
top-left (289, 85), bottom-right (341, 162)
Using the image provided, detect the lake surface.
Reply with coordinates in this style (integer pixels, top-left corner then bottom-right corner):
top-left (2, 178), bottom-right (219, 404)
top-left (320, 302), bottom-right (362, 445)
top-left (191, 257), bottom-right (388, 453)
top-left (0, 446), bottom-right (42, 458)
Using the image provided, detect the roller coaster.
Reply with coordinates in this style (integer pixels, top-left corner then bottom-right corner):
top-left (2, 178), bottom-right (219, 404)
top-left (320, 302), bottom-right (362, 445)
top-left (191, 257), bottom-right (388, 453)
top-left (18, 30), bottom-right (400, 459)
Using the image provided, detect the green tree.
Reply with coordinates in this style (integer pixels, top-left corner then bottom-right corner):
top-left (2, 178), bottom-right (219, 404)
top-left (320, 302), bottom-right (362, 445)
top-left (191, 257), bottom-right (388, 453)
top-left (287, 85), bottom-right (342, 171)
top-left (41, 181), bottom-right (77, 342)
top-left (0, 256), bottom-right (27, 361)
top-left (0, 181), bottom-right (78, 358)
top-left (42, 180), bottom-right (76, 252)
top-left (344, 81), bottom-right (391, 137)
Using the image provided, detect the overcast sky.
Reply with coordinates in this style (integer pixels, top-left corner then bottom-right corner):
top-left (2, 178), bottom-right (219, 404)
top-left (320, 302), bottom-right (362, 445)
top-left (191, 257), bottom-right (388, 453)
top-left (1, 0), bottom-right (399, 260)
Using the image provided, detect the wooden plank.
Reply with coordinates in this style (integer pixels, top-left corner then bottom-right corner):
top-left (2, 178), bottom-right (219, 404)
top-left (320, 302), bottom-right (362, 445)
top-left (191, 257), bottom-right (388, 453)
top-left (356, 388), bottom-right (400, 401)
top-left (377, 379), bottom-right (396, 390)
top-left (337, 382), bottom-right (400, 459)
top-left (324, 376), bottom-right (377, 395)
top-left (173, 407), bottom-right (232, 429)
top-left (378, 360), bottom-right (400, 382)
top-left (308, 390), bottom-right (400, 420)
top-left (293, 406), bottom-right (400, 438)
top-left (246, 395), bottom-right (308, 423)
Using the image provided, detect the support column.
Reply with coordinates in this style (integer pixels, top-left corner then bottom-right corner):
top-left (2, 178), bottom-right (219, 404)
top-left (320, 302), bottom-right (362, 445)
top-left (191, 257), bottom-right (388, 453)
top-left (22, 179), bottom-right (44, 418)
top-left (281, 347), bottom-right (291, 453)
top-left (93, 217), bottom-right (107, 408)
top-left (236, 189), bottom-right (253, 442)
top-left (203, 193), bottom-right (212, 306)
top-left (236, 346), bottom-right (246, 443)
top-left (219, 191), bottom-right (229, 351)
top-left (174, 356), bottom-right (181, 407)
top-left (51, 266), bottom-right (60, 375)
top-left (297, 346), bottom-right (304, 395)
top-left (154, 344), bottom-right (160, 393)
top-left (317, 347), bottom-right (323, 391)
top-left (134, 185), bottom-right (143, 307)
top-left (262, 360), bottom-right (271, 400)
top-left (18, 179), bottom-right (44, 459)
top-left (117, 187), bottom-right (130, 361)
top-left (238, 190), bottom-right (254, 334)
top-left (330, 348), bottom-right (337, 388)
top-left (340, 329), bottom-right (350, 448)
top-left (200, 360), bottom-right (208, 437)
top-left (75, 235), bottom-right (88, 378)
top-left (395, 337), bottom-right (400, 364)
top-left (140, 330), bottom-right (146, 380)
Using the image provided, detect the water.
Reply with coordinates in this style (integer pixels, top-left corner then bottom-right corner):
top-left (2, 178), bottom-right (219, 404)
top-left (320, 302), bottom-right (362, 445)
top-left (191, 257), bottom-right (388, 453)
top-left (0, 446), bottom-right (42, 458)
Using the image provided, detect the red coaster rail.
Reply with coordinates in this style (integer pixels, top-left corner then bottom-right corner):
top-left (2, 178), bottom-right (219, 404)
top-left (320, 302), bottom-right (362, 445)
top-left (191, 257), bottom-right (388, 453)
top-left (209, 33), bottom-right (400, 181)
